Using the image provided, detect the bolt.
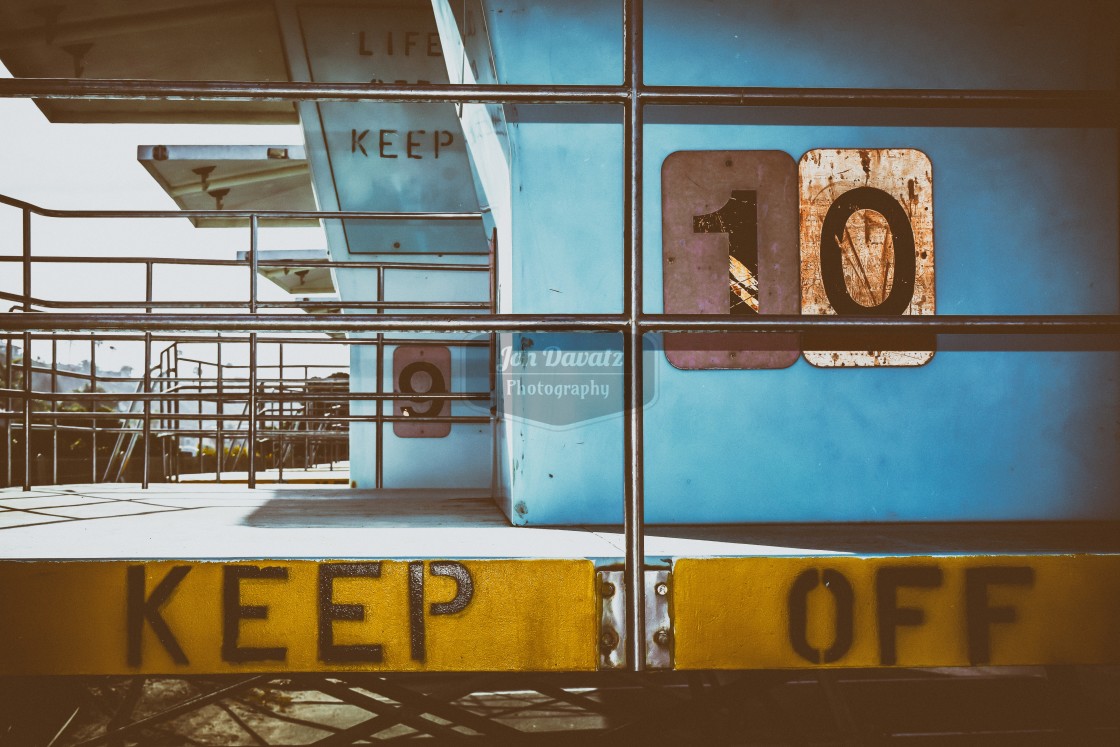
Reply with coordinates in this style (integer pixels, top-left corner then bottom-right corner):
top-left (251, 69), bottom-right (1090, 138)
top-left (653, 628), bottom-right (671, 647)
top-left (600, 628), bottom-right (619, 650)
top-left (655, 582), bottom-right (669, 596)
top-left (601, 581), bottom-right (616, 598)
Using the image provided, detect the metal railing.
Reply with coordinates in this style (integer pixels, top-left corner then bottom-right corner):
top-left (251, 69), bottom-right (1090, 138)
top-left (1, 0), bottom-right (1119, 672)
top-left (0, 196), bottom-right (495, 491)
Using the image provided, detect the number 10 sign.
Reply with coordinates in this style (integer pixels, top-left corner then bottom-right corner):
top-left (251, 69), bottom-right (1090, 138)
top-left (662, 149), bottom-right (935, 369)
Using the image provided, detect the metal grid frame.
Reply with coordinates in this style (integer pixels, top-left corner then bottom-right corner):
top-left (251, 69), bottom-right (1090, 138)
top-left (1, 0), bottom-right (1118, 674)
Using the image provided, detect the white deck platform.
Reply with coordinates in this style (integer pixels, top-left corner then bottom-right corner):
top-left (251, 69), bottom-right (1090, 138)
top-left (1, 484), bottom-right (1117, 561)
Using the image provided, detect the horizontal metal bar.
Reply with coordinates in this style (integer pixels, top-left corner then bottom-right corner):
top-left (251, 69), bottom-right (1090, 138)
top-left (0, 293), bottom-right (487, 310)
top-left (0, 193), bottom-right (480, 220)
top-left (0, 333), bottom-right (488, 346)
top-left (641, 86), bottom-right (1118, 111)
top-left (0, 256), bottom-right (489, 271)
top-left (0, 78), bottom-right (627, 104)
top-left (642, 314), bottom-right (1120, 334)
top-left (1, 78), bottom-right (1113, 114)
top-left (4, 313), bottom-right (1118, 335)
top-left (11, 390), bottom-right (489, 402)
top-left (0, 313), bottom-right (629, 333)
top-left (7, 411), bottom-right (489, 424)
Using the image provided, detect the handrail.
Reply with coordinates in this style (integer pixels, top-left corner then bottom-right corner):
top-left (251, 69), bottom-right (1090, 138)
top-left (0, 193), bottom-right (482, 220)
top-left (0, 255), bottom-right (489, 270)
top-left (1, 77), bottom-right (1116, 112)
top-left (3, 312), bottom-right (1118, 336)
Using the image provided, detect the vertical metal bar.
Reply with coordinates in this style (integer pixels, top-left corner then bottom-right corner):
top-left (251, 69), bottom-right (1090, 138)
top-left (142, 262), bottom-right (153, 488)
top-left (278, 342), bottom-right (285, 483)
top-left (216, 336), bottom-right (223, 481)
top-left (488, 225), bottom-right (497, 499)
top-left (22, 208), bottom-right (32, 491)
top-left (248, 333), bottom-right (257, 489)
top-left (172, 343), bottom-right (180, 482)
top-left (90, 334), bottom-right (97, 483)
top-left (5, 336), bottom-right (12, 487)
top-left (248, 215), bottom-right (259, 489)
top-left (622, 0), bottom-right (646, 672)
top-left (50, 337), bottom-right (58, 485)
top-left (375, 267), bottom-right (385, 489)
top-left (21, 332), bottom-right (30, 490)
top-left (22, 209), bottom-right (31, 314)
top-left (249, 214), bottom-right (259, 314)
top-left (198, 360), bottom-right (205, 475)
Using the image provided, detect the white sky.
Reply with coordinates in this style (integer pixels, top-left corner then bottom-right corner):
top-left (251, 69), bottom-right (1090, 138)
top-left (0, 60), bottom-right (348, 376)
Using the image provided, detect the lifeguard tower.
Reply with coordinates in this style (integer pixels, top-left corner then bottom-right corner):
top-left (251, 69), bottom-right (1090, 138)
top-left (1, 1), bottom-right (1118, 743)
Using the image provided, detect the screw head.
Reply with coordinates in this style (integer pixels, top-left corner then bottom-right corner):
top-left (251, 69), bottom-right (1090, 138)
top-left (600, 628), bottom-right (619, 650)
top-left (655, 582), bottom-right (669, 596)
top-left (653, 628), bottom-right (671, 647)
top-left (601, 581), bottom-right (616, 598)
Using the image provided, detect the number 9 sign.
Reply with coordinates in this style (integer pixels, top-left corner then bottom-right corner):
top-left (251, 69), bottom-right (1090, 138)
top-left (662, 148), bottom-right (935, 368)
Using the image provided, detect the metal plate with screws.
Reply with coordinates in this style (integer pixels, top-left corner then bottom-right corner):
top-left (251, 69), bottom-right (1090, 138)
top-left (597, 570), bottom-right (625, 670)
top-left (645, 570), bottom-right (673, 670)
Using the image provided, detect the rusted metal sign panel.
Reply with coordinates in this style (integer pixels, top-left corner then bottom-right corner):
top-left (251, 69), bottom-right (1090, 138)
top-left (393, 345), bottom-right (452, 438)
top-left (662, 150), bottom-right (800, 369)
top-left (673, 554), bottom-right (1120, 669)
top-left (800, 148), bottom-right (935, 367)
top-left (0, 559), bottom-right (596, 675)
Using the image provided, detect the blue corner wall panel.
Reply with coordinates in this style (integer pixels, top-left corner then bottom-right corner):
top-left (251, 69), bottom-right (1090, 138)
top-left (467, 0), bottom-right (1120, 524)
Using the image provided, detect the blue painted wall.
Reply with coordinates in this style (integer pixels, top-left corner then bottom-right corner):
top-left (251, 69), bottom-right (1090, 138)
top-left (464, 0), bottom-right (1119, 523)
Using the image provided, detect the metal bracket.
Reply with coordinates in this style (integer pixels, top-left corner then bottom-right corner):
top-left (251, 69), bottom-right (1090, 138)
top-left (644, 570), bottom-right (672, 670)
top-left (597, 570), bottom-right (625, 669)
top-left (598, 569), bottom-right (673, 670)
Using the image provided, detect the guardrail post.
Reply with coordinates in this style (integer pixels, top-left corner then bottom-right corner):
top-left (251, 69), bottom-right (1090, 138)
top-left (248, 214), bottom-right (259, 489)
top-left (623, 0), bottom-right (646, 672)
top-left (4, 336), bottom-right (12, 487)
top-left (90, 334), bottom-right (97, 483)
top-left (22, 207), bottom-right (32, 491)
top-left (142, 262), bottom-right (153, 488)
top-left (278, 342), bottom-right (285, 483)
top-left (375, 267), bottom-right (385, 489)
top-left (216, 335), bottom-right (223, 481)
top-left (50, 337), bottom-right (58, 485)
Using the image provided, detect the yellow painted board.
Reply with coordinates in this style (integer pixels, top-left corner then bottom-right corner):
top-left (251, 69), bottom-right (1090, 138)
top-left (674, 555), bottom-right (1120, 669)
top-left (0, 559), bottom-right (596, 675)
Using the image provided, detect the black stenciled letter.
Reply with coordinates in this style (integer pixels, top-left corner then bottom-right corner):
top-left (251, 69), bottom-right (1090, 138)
top-left (694, 190), bottom-right (759, 315)
top-left (351, 129), bottom-right (369, 157)
top-left (434, 131), bottom-right (453, 159)
top-left (408, 561), bottom-right (425, 662)
top-left (876, 565), bottom-right (943, 665)
top-left (788, 568), bottom-right (854, 664)
top-left (965, 566), bottom-right (1034, 665)
top-left (429, 561), bottom-right (474, 614)
top-left (379, 129), bottom-right (398, 159)
top-left (318, 562), bottom-right (383, 663)
top-left (819, 186), bottom-right (916, 315)
top-left (222, 565), bottom-right (288, 663)
top-left (409, 561), bottom-right (474, 663)
top-left (127, 565), bottom-right (191, 666)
